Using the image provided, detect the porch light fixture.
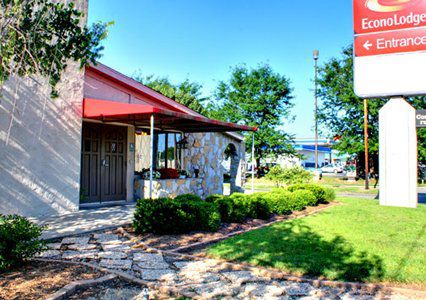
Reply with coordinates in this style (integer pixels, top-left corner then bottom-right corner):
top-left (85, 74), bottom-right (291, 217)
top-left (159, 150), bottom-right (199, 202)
top-left (176, 136), bottom-right (189, 150)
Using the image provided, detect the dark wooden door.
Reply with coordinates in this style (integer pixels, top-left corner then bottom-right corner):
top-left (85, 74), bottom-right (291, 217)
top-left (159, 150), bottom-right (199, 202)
top-left (80, 123), bottom-right (127, 204)
top-left (100, 125), bottom-right (127, 202)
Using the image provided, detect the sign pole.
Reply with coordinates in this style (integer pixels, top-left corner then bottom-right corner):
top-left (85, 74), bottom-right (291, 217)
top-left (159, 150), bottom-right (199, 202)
top-left (364, 98), bottom-right (369, 190)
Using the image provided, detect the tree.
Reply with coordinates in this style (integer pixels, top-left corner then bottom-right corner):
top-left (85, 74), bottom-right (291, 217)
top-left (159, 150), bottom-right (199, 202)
top-left (317, 45), bottom-right (426, 176)
top-left (210, 64), bottom-right (296, 167)
top-left (134, 75), bottom-right (208, 115)
top-left (0, 0), bottom-right (109, 97)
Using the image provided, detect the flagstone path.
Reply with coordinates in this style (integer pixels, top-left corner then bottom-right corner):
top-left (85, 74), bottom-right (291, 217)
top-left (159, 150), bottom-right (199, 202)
top-left (36, 229), bottom-right (422, 300)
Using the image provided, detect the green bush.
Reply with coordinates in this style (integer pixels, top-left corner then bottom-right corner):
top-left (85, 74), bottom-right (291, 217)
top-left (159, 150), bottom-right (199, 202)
top-left (323, 187), bottom-right (336, 202)
top-left (291, 190), bottom-right (316, 210)
top-left (206, 195), bottom-right (236, 223)
top-left (265, 189), bottom-right (294, 215)
top-left (265, 166), bottom-right (313, 187)
top-left (0, 215), bottom-right (47, 271)
top-left (133, 197), bottom-right (220, 234)
top-left (246, 193), bottom-right (272, 220)
top-left (174, 194), bottom-right (203, 202)
top-left (288, 184), bottom-right (333, 204)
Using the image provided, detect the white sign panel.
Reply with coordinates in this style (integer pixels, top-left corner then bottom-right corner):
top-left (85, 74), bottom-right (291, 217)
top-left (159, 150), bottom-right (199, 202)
top-left (353, 0), bottom-right (426, 98)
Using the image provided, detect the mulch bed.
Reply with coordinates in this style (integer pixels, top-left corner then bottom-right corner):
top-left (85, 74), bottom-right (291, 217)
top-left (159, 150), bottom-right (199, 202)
top-left (126, 202), bottom-right (336, 252)
top-left (0, 261), bottom-right (104, 300)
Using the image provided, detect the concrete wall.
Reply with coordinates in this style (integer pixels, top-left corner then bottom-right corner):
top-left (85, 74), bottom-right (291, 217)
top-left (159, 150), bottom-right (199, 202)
top-left (0, 0), bottom-right (88, 217)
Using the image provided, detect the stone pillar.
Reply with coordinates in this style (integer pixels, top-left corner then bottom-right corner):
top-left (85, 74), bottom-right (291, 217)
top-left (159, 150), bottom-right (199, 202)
top-left (379, 97), bottom-right (417, 208)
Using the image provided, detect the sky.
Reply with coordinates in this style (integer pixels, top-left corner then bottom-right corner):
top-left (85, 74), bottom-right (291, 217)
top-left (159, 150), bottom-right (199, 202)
top-left (88, 0), bottom-right (353, 138)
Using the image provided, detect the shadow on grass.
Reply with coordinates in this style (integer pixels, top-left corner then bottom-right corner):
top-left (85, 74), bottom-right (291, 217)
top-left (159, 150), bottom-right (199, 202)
top-left (208, 219), bottom-right (384, 283)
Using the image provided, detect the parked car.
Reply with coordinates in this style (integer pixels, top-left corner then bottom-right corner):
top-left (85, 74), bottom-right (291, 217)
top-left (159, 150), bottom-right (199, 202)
top-left (321, 163), bottom-right (344, 174)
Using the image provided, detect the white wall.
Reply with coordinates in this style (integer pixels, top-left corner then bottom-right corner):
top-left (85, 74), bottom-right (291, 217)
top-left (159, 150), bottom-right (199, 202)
top-left (0, 0), bottom-right (87, 217)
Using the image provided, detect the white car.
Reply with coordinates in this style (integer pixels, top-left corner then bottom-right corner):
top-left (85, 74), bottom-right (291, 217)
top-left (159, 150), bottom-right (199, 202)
top-left (321, 164), bottom-right (344, 174)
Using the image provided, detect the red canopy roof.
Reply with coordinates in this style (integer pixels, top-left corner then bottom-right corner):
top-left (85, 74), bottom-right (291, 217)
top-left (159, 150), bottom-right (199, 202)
top-left (83, 98), bottom-right (257, 133)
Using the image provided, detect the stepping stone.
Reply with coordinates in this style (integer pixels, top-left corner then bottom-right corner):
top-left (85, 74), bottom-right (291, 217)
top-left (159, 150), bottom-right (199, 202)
top-left (135, 260), bottom-right (170, 270)
top-left (68, 243), bottom-right (97, 251)
top-left (100, 259), bottom-right (132, 270)
top-left (93, 233), bottom-right (122, 244)
top-left (173, 260), bottom-right (215, 271)
top-left (244, 283), bottom-right (284, 298)
top-left (98, 251), bottom-right (128, 260)
top-left (62, 250), bottom-right (98, 260)
top-left (102, 244), bottom-right (131, 251)
top-left (281, 282), bottom-right (313, 297)
top-left (47, 243), bottom-right (62, 250)
top-left (133, 253), bottom-right (164, 263)
top-left (180, 271), bottom-right (221, 284)
top-left (193, 281), bottom-right (235, 297)
top-left (62, 237), bottom-right (90, 245)
top-left (221, 270), bottom-right (258, 283)
top-left (37, 250), bottom-right (61, 258)
top-left (137, 268), bottom-right (176, 281)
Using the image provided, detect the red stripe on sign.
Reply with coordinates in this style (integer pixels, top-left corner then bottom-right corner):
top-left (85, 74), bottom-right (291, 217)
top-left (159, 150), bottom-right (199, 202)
top-left (355, 26), bottom-right (426, 56)
top-left (353, 0), bottom-right (426, 34)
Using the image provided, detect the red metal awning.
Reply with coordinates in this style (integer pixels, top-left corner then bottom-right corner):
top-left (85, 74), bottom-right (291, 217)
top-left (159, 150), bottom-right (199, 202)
top-left (83, 98), bottom-right (257, 133)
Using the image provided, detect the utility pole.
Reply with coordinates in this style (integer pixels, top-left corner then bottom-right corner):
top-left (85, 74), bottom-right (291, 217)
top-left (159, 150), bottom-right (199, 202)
top-left (364, 98), bottom-right (369, 190)
top-left (313, 50), bottom-right (319, 169)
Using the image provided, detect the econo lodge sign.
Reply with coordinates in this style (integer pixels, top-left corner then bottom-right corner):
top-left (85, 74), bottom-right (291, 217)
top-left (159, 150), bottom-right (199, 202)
top-left (353, 0), bottom-right (426, 97)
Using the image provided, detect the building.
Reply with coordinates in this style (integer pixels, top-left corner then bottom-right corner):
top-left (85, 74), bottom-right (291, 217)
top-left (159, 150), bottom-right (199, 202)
top-left (0, 0), bottom-right (255, 218)
top-left (265, 138), bottom-right (348, 168)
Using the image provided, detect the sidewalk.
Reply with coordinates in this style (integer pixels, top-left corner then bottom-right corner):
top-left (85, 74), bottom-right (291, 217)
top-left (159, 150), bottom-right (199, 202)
top-left (30, 205), bottom-right (135, 240)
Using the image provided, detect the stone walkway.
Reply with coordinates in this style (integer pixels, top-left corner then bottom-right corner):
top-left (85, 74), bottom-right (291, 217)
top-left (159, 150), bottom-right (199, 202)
top-left (36, 228), bottom-right (422, 299)
top-left (30, 205), bottom-right (135, 239)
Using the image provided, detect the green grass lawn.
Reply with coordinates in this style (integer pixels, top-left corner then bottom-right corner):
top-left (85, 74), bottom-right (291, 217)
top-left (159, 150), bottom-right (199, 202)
top-left (206, 197), bottom-right (426, 287)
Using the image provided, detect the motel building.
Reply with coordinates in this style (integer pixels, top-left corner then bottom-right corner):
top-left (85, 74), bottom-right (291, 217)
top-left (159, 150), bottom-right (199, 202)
top-left (0, 0), bottom-right (256, 218)
top-left (0, 62), bottom-right (255, 218)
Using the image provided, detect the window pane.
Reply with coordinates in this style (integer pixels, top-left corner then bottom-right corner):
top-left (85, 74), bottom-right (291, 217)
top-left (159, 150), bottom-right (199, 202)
top-left (157, 134), bottom-right (166, 168)
top-left (167, 133), bottom-right (175, 169)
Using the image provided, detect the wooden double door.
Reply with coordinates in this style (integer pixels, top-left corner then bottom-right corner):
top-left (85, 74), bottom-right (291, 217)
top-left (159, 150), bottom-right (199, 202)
top-left (80, 123), bottom-right (127, 204)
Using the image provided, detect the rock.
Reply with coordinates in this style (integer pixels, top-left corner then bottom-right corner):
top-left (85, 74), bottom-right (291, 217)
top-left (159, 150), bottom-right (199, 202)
top-left (133, 253), bottom-right (164, 263)
top-left (221, 270), bottom-right (258, 283)
top-left (244, 284), bottom-right (284, 298)
top-left (102, 244), bottom-right (131, 251)
top-left (100, 259), bottom-right (132, 270)
top-left (93, 233), bottom-right (122, 245)
top-left (98, 251), bottom-right (128, 260)
top-left (137, 268), bottom-right (176, 281)
top-left (61, 237), bottom-right (90, 245)
top-left (67, 243), bottom-right (97, 251)
top-left (37, 250), bottom-right (61, 258)
top-left (62, 250), bottom-right (98, 260)
top-left (193, 281), bottom-right (235, 297)
top-left (180, 271), bottom-right (221, 284)
top-left (281, 282), bottom-right (313, 297)
top-left (135, 260), bottom-right (170, 270)
top-left (47, 243), bottom-right (62, 250)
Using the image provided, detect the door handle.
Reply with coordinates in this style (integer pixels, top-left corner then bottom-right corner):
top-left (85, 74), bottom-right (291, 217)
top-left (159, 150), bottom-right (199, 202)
top-left (101, 159), bottom-right (109, 167)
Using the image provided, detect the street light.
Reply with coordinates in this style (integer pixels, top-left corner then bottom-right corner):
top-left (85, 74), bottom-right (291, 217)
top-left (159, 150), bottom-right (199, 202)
top-left (313, 50), bottom-right (319, 170)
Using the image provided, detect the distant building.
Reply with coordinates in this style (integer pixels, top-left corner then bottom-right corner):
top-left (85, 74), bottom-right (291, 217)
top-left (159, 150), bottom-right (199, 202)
top-left (264, 138), bottom-right (348, 168)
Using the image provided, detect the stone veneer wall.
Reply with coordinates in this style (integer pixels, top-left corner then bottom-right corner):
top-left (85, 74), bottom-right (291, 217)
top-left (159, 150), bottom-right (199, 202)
top-left (0, 0), bottom-right (87, 217)
top-left (183, 132), bottom-right (246, 198)
top-left (133, 132), bottom-right (246, 200)
top-left (134, 178), bottom-right (204, 199)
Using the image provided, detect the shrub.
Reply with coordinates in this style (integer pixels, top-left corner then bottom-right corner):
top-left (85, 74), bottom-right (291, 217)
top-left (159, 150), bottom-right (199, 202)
top-left (265, 166), bottom-right (313, 187)
top-left (288, 184), bottom-right (333, 204)
top-left (291, 190), bottom-right (316, 210)
top-left (133, 197), bottom-right (220, 234)
top-left (265, 189), bottom-right (294, 215)
top-left (246, 193), bottom-right (272, 220)
top-left (0, 215), bottom-right (47, 271)
top-left (174, 194), bottom-right (202, 202)
top-left (323, 187), bottom-right (336, 202)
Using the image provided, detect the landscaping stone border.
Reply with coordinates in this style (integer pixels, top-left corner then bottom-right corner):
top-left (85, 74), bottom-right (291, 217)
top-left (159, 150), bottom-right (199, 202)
top-left (45, 274), bottom-right (117, 300)
top-left (32, 258), bottom-right (193, 299)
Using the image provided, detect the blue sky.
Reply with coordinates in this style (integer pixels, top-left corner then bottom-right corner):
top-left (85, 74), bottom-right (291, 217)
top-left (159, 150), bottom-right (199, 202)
top-left (88, 0), bottom-right (353, 138)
